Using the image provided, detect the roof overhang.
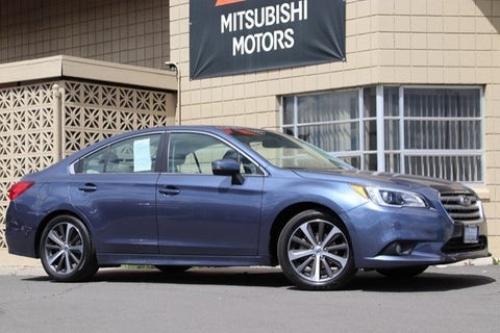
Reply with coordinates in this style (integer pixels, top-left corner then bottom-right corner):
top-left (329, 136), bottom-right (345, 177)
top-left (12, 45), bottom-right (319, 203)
top-left (0, 55), bottom-right (177, 91)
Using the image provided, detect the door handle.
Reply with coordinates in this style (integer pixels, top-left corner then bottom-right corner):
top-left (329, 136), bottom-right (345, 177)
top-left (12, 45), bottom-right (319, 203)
top-left (78, 183), bottom-right (97, 192)
top-left (159, 186), bottom-right (181, 196)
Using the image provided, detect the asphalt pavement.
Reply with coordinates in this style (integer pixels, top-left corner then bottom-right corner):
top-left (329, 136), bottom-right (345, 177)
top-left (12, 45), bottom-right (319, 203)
top-left (0, 265), bottom-right (499, 333)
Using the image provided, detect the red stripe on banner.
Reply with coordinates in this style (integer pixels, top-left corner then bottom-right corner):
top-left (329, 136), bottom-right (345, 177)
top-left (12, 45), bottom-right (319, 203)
top-left (215, 0), bottom-right (245, 7)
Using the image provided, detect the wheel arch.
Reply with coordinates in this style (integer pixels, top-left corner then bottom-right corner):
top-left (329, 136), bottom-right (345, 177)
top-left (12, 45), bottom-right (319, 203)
top-left (34, 209), bottom-right (93, 258)
top-left (268, 202), bottom-right (351, 266)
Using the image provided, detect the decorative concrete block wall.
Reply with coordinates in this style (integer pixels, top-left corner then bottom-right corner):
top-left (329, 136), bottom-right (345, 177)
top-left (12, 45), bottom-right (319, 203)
top-left (0, 82), bottom-right (57, 248)
top-left (0, 79), bottom-right (174, 248)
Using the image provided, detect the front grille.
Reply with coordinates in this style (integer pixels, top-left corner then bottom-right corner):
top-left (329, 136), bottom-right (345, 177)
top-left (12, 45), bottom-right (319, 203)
top-left (440, 192), bottom-right (483, 223)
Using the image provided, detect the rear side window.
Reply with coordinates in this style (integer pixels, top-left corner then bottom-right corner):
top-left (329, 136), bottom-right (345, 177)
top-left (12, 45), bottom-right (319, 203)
top-left (76, 134), bottom-right (161, 174)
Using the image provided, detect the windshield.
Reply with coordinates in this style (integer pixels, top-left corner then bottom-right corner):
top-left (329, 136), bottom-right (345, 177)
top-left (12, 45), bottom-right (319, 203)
top-left (224, 128), bottom-right (353, 171)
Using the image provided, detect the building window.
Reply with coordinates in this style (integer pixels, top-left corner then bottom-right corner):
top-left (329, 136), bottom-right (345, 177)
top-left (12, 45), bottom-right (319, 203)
top-left (282, 89), bottom-right (366, 169)
top-left (282, 86), bottom-right (483, 183)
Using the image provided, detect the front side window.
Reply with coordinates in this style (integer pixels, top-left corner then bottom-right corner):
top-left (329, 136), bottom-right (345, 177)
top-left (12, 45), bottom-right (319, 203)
top-left (168, 132), bottom-right (261, 175)
top-left (77, 134), bottom-right (161, 174)
top-left (283, 86), bottom-right (483, 182)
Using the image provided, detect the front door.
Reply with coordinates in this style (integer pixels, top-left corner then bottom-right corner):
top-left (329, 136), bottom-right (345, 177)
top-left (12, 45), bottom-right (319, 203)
top-left (157, 132), bottom-right (264, 256)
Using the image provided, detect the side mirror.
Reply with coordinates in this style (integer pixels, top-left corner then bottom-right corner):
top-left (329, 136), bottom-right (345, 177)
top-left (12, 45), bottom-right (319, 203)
top-left (212, 159), bottom-right (245, 185)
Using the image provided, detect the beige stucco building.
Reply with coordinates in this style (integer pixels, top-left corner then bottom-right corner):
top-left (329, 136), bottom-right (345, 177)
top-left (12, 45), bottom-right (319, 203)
top-left (0, 0), bottom-right (499, 258)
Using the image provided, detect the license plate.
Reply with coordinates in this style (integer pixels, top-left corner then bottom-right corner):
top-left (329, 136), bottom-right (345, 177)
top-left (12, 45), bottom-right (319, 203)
top-left (463, 225), bottom-right (479, 244)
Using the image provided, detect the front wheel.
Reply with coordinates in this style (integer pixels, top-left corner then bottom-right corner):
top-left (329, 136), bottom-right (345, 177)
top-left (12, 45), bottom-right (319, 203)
top-left (39, 215), bottom-right (98, 282)
top-left (376, 266), bottom-right (428, 279)
top-left (277, 210), bottom-right (356, 290)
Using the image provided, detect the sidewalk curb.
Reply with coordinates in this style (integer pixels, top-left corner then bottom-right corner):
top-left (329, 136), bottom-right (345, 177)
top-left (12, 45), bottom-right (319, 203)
top-left (436, 257), bottom-right (495, 268)
top-left (0, 249), bottom-right (40, 267)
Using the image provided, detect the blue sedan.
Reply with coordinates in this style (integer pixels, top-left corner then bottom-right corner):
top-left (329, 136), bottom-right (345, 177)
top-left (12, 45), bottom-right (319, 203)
top-left (5, 127), bottom-right (489, 290)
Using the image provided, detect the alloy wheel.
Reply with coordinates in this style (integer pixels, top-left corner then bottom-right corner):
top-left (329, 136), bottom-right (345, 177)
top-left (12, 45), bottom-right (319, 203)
top-left (43, 222), bottom-right (84, 275)
top-left (287, 219), bottom-right (349, 283)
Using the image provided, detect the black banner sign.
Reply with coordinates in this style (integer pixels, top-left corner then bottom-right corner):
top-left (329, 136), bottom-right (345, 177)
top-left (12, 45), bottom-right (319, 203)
top-left (190, 0), bottom-right (346, 79)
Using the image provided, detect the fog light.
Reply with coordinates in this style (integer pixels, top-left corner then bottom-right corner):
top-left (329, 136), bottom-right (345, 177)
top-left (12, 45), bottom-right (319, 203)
top-left (380, 241), bottom-right (415, 256)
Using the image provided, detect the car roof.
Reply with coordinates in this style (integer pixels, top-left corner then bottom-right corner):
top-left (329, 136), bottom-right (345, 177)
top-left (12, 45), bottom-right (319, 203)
top-left (60, 126), bottom-right (273, 167)
top-left (129, 125), bottom-right (267, 134)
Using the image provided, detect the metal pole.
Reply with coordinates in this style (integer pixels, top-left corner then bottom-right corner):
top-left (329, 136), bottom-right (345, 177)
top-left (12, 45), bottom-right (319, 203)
top-left (165, 62), bottom-right (181, 125)
top-left (177, 68), bottom-right (181, 126)
top-left (52, 83), bottom-right (64, 161)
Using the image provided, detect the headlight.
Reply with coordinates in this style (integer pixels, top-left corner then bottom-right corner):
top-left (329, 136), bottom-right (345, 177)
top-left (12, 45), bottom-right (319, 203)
top-left (351, 185), bottom-right (427, 208)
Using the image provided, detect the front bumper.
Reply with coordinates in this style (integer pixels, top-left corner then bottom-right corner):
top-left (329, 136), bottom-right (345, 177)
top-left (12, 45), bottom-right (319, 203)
top-left (360, 243), bottom-right (489, 269)
top-left (345, 201), bottom-right (489, 269)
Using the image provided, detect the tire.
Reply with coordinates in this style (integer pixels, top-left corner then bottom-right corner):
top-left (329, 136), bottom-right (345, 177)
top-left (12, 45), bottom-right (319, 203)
top-left (376, 266), bottom-right (428, 279)
top-left (277, 210), bottom-right (356, 290)
top-left (155, 265), bottom-right (191, 273)
top-left (39, 215), bottom-right (98, 282)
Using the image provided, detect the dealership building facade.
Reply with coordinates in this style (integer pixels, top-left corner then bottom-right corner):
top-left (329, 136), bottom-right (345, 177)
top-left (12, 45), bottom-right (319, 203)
top-left (0, 0), bottom-right (500, 257)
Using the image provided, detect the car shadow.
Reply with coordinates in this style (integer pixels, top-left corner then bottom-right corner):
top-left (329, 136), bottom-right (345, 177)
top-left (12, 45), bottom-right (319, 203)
top-left (344, 270), bottom-right (496, 293)
top-left (22, 267), bottom-right (496, 292)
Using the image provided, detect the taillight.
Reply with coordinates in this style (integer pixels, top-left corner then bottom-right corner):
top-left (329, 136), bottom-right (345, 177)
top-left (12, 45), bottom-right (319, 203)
top-left (8, 181), bottom-right (34, 201)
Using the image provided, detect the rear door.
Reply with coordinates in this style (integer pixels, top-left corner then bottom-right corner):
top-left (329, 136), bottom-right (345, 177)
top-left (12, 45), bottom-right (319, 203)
top-left (69, 132), bottom-right (164, 254)
top-left (156, 131), bottom-right (265, 256)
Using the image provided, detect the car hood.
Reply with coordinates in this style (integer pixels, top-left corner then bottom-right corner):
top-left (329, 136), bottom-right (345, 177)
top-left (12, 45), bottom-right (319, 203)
top-left (293, 169), bottom-right (473, 193)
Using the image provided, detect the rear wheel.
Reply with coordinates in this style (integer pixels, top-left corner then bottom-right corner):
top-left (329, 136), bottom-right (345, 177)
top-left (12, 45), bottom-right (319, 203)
top-left (155, 265), bottom-right (191, 273)
top-left (376, 266), bottom-right (428, 279)
top-left (39, 215), bottom-right (98, 282)
top-left (277, 210), bottom-right (356, 290)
